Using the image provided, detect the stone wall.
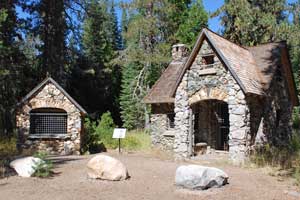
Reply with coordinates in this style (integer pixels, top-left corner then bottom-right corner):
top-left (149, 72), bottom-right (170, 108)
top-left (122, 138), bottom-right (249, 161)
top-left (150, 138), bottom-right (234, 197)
top-left (150, 114), bottom-right (175, 151)
top-left (174, 40), bottom-right (250, 163)
top-left (16, 82), bottom-right (83, 155)
top-left (252, 67), bottom-right (293, 149)
top-left (149, 39), bottom-right (294, 164)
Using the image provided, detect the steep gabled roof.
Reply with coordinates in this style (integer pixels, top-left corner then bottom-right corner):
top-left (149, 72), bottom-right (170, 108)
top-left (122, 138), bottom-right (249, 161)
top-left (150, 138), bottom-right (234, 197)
top-left (247, 42), bottom-right (299, 106)
top-left (143, 59), bottom-right (187, 104)
top-left (18, 77), bottom-right (87, 114)
top-left (145, 28), bottom-right (299, 106)
top-left (172, 28), bottom-right (264, 97)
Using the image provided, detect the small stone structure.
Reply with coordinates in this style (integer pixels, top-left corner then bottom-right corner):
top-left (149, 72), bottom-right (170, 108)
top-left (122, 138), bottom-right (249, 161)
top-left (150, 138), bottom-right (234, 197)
top-left (16, 77), bottom-right (87, 155)
top-left (144, 28), bottom-right (299, 164)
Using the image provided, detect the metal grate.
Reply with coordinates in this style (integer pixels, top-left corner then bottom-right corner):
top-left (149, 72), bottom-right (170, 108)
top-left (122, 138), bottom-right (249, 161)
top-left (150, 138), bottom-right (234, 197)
top-left (30, 113), bottom-right (67, 135)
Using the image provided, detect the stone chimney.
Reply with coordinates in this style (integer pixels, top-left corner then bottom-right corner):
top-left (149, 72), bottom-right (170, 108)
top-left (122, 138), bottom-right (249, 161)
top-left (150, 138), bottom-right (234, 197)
top-left (172, 44), bottom-right (188, 61)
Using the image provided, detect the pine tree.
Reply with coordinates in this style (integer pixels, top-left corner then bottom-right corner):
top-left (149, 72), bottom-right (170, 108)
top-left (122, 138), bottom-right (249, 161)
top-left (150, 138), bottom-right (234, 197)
top-left (119, 0), bottom-right (208, 129)
top-left (287, 1), bottom-right (300, 97)
top-left (69, 0), bottom-right (122, 124)
top-left (36, 0), bottom-right (67, 84)
top-left (120, 6), bottom-right (128, 48)
top-left (175, 0), bottom-right (208, 48)
top-left (0, 1), bottom-right (25, 136)
top-left (109, 0), bottom-right (123, 50)
top-left (214, 0), bottom-right (286, 46)
top-left (120, 63), bottom-right (146, 129)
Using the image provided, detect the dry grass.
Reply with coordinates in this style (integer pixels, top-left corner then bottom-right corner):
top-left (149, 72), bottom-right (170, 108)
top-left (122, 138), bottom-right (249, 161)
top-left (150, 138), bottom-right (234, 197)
top-left (249, 131), bottom-right (300, 185)
top-left (0, 136), bottom-right (18, 178)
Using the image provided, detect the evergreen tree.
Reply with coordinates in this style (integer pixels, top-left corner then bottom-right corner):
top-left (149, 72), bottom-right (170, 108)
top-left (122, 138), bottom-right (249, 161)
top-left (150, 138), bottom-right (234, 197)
top-left (214, 0), bottom-right (286, 46)
top-left (215, 0), bottom-right (299, 127)
top-left (120, 63), bottom-right (146, 129)
top-left (286, 1), bottom-right (300, 96)
top-left (69, 0), bottom-right (122, 124)
top-left (175, 0), bottom-right (208, 48)
top-left (0, 1), bottom-right (25, 136)
top-left (38, 0), bottom-right (67, 84)
top-left (109, 0), bottom-right (123, 50)
top-left (119, 0), bottom-right (208, 129)
top-left (120, 6), bottom-right (128, 48)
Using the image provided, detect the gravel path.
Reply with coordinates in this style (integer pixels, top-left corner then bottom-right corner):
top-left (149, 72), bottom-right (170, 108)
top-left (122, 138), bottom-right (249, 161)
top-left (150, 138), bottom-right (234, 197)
top-left (0, 151), bottom-right (299, 200)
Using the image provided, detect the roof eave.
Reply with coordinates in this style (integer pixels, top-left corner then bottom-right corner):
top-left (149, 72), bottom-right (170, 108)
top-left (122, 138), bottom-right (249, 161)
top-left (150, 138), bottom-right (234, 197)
top-left (17, 77), bottom-right (88, 114)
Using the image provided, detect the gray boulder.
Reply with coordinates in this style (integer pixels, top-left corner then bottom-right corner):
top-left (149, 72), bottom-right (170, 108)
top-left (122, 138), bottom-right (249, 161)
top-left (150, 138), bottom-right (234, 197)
top-left (10, 156), bottom-right (44, 177)
top-left (87, 155), bottom-right (129, 181)
top-left (175, 165), bottom-right (228, 190)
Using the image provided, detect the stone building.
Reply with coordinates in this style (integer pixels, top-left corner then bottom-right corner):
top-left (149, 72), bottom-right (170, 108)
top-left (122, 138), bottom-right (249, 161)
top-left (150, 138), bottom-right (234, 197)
top-left (144, 28), bottom-right (299, 163)
top-left (16, 77), bottom-right (87, 155)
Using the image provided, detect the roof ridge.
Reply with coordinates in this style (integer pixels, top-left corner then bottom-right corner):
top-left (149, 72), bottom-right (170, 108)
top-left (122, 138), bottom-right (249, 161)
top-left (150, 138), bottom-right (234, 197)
top-left (204, 28), bottom-right (249, 50)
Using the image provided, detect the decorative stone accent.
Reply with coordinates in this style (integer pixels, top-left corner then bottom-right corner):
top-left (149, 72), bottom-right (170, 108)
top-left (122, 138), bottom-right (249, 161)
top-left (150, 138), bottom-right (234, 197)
top-left (16, 80), bottom-right (85, 155)
top-left (174, 40), bottom-right (250, 163)
top-left (149, 38), bottom-right (294, 165)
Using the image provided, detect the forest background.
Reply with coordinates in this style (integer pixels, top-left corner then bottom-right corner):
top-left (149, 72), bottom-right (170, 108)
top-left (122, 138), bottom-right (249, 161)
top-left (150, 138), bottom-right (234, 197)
top-left (0, 0), bottom-right (299, 136)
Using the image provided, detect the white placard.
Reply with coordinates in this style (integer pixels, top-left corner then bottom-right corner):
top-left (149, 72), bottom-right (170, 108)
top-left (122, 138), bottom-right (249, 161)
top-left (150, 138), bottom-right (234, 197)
top-left (112, 128), bottom-right (127, 139)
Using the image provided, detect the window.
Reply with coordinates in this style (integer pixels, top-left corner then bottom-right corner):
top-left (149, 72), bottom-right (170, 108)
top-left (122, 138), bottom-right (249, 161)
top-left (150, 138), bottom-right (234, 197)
top-left (202, 55), bottom-right (214, 65)
top-left (167, 113), bottom-right (175, 129)
top-left (30, 108), bottom-right (67, 136)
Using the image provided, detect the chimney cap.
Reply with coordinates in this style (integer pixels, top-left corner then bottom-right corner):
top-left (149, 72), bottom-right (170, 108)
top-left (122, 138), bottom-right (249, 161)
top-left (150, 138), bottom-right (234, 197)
top-left (172, 43), bottom-right (188, 61)
top-left (172, 43), bottom-right (186, 48)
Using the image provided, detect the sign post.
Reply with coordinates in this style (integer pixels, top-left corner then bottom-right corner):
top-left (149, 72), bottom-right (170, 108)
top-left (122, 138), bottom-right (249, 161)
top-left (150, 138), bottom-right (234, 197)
top-left (113, 128), bottom-right (126, 154)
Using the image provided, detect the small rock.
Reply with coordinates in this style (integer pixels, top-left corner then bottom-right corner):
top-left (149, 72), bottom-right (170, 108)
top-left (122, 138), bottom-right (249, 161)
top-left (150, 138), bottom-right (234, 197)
top-left (86, 155), bottom-right (129, 181)
top-left (175, 165), bottom-right (228, 190)
top-left (284, 190), bottom-right (300, 198)
top-left (10, 156), bottom-right (44, 177)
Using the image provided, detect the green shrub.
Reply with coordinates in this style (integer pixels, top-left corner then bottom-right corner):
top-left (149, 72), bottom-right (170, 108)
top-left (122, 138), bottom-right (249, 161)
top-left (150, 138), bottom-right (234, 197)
top-left (82, 111), bottom-right (117, 153)
top-left (81, 118), bottom-right (99, 153)
top-left (82, 112), bottom-right (151, 152)
top-left (33, 152), bottom-right (53, 178)
top-left (95, 111), bottom-right (117, 149)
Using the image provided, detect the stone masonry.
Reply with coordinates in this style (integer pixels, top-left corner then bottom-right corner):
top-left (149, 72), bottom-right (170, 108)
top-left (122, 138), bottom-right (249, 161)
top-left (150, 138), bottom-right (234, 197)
top-left (150, 114), bottom-right (175, 151)
top-left (16, 81), bottom-right (84, 155)
top-left (174, 40), bottom-right (250, 163)
top-left (146, 30), bottom-right (297, 164)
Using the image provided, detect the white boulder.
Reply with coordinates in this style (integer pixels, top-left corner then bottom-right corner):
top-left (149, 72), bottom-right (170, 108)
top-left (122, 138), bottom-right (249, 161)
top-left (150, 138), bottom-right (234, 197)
top-left (10, 156), bottom-right (44, 177)
top-left (175, 165), bottom-right (228, 190)
top-left (87, 155), bottom-right (129, 181)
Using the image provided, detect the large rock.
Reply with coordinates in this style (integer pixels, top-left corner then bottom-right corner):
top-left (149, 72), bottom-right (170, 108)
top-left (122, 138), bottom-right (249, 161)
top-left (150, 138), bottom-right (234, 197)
top-left (175, 165), bottom-right (228, 190)
top-left (10, 156), bottom-right (44, 177)
top-left (87, 155), bottom-right (129, 181)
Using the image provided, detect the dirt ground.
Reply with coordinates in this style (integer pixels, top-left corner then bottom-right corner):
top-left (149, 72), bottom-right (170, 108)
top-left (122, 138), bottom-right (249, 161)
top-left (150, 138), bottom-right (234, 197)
top-left (0, 151), bottom-right (299, 200)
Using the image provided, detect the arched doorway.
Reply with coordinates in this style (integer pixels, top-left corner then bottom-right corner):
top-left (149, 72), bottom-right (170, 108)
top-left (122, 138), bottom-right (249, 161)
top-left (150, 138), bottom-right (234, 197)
top-left (191, 100), bottom-right (229, 153)
top-left (29, 108), bottom-right (67, 136)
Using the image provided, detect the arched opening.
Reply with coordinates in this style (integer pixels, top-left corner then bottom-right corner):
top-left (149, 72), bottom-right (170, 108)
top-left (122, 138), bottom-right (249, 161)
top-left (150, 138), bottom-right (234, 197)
top-left (191, 100), bottom-right (229, 153)
top-left (29, 108), bottom-right (67, 136)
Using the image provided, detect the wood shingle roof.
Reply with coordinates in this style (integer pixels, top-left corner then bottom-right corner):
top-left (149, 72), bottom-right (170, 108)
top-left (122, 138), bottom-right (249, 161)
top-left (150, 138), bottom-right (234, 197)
top-left (144, 28), bottom-right (299, 106)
